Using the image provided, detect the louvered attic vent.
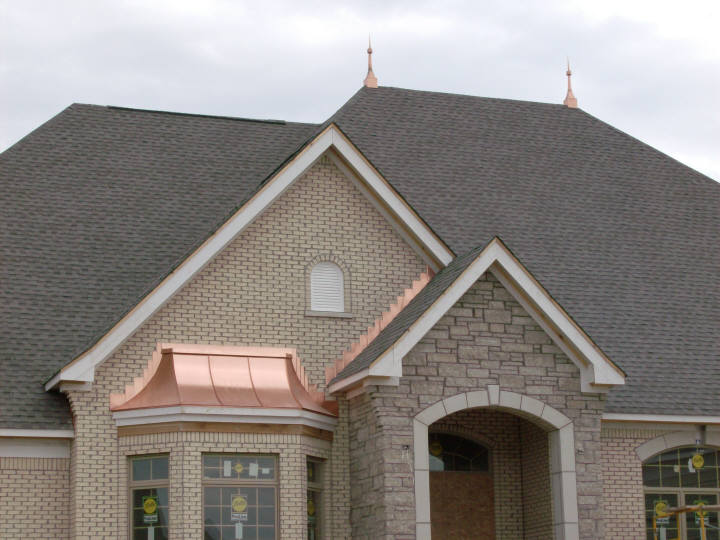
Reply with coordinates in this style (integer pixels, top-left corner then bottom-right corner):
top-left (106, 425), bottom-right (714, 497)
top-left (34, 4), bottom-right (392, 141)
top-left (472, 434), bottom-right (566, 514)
top-left (310, 262), bottom-right (344, 312)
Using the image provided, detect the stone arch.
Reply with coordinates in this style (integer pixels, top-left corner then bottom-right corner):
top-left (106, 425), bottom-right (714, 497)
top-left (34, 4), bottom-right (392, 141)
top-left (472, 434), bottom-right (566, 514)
top-left (636, 429), bottom-right (720, 462)
top-left (413, 385), bottom-right (579, 540)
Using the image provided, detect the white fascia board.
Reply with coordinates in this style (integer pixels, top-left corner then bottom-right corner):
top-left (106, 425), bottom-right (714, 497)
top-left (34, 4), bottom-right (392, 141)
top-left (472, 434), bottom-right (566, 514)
top-left (330, 130), bottom-right (453, 266)
top-left (0, 437), bottom-right (71, 458)
top-left (112, 406), bottom-right (337, 432)
top-left (0, 429), bottom-right (74, 438)
top-left (336, 239), bottom-right (623, 392)
top-left (603, 413), bottom-right (720, 425)
top-left (48, 125), bottom-right (453, 390)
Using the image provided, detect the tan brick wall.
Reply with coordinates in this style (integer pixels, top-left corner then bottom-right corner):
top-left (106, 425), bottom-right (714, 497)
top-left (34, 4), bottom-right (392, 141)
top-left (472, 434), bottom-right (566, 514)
top-left (65, 155), bottom-right (425, 538)
top-left (0, 457), bottom-right (70, 539)
top-left (600, 427), bottom-right (667, 539)
top-left (520, 420), bottom-right (553, 539)
top-left (348, 272), bottom-right (606, 539)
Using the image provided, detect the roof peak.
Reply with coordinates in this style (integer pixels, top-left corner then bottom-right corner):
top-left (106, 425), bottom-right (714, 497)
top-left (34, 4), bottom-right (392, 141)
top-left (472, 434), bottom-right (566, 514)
top-left (363, 35), bottom-right (378, 88)
top-left (563, 58), bottom-right (578, 108)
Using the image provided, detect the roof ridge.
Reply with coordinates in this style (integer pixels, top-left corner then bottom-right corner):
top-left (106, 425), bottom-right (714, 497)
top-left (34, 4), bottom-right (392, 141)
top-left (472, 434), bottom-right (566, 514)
top-left (371, 85), bottom-right (569, 108)
top-left (103, 104), bottom-right (316, 126)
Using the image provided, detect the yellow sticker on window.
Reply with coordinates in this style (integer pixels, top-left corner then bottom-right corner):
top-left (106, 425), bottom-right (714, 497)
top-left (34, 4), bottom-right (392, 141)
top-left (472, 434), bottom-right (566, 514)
top-left (654, 500), bottom-right (669, 518)
top-left (234, 463), bottom-right (244, 474)
top-left (143, 496), bottom-right (158, 515)
top-left (429, 441), bottom-right (443, 457)
top-left (308, 499), bottom-right (316, 516)
top-left (232, 495), bottom-right (248, 513)
top-left (692, 453), bottom-right (705, 469)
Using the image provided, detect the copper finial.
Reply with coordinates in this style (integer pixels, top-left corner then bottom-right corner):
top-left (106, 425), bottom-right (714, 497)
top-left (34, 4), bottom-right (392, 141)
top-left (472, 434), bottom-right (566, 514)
top-left (364, 35), bottom-right (378, 88)
top-left (563, 58), bottom-right (578, 108)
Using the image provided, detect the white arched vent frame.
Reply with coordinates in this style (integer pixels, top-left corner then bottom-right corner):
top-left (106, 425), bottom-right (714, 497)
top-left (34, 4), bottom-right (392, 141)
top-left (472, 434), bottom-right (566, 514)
top-left (306, 255), bottom-right (352, 317)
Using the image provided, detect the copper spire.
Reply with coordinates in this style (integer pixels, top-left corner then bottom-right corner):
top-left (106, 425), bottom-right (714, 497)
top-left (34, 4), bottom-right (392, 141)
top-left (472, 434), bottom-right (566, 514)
top-left (563, 58), bottom-right (578, 108)
top-left (363, 36), bottom-right (378, 88)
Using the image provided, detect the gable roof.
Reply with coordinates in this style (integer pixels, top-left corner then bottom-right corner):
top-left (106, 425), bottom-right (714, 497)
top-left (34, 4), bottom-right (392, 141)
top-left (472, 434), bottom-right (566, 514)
top-left (330, 86), bottom-right (719, 416)
top-left (328, 238), bottom-right (625, 393)
top-left (1, 104), bottom-right (318, 429)
top-left (1, 86), bottom-right (719, 429)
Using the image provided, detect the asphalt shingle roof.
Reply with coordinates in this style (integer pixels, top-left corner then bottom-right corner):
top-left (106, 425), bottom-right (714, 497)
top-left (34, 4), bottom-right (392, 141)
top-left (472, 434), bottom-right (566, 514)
top-left (1, 86), bottom-right (718, 428)
top-left (0, 104), bottom-right (317, 429)
top-left (330, 87), bottom-right (719, 415)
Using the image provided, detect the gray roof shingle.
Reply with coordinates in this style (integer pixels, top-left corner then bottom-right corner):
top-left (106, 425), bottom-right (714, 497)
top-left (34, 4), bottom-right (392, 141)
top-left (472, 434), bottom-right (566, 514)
top-left (330, 87), bottom-right (719, 415)
top-left (0, 104), bottom-right (317, 429)
top-left (2, 86), bottom-right (718, 428)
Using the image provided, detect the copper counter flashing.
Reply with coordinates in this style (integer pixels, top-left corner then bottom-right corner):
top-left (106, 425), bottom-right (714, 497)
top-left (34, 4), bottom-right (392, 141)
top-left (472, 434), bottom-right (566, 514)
top-left (110, 344), bottom-right (336, 417)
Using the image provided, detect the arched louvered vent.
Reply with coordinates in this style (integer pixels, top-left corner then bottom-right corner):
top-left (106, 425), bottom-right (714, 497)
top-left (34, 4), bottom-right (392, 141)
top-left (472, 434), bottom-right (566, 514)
top-left (310, 262), bottom-right (344, 312)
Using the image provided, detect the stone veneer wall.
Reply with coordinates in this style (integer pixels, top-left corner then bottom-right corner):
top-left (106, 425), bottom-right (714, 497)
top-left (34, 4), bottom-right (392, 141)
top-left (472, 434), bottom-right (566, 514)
top-left (348, 272), bottom-right (607, 539)
top-left (0, 457), bottom-right (70, 538)
top-left (64, 155), bottom-right (426, 538)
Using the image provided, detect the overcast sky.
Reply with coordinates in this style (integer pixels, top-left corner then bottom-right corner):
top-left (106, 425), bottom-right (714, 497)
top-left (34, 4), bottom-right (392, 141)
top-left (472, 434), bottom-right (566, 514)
top-left (2, 0), bottom-right (719, 181)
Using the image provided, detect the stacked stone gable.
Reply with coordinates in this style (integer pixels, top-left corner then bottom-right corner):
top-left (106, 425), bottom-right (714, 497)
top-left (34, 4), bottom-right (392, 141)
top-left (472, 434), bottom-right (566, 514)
top-left (348, 272), bottom-right (607, 540)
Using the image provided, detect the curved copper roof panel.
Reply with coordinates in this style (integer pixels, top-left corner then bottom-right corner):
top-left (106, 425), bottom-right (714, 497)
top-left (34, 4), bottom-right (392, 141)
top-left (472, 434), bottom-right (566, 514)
top-left (110, 344), bottom-right (336, 418)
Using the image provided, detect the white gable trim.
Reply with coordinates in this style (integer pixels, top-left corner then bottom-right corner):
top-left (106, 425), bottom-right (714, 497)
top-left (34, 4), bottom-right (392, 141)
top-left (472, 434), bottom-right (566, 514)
top-left (329, 238), bottom-right (625, 395)
top-left (46, 125), bottom-right (454, 389)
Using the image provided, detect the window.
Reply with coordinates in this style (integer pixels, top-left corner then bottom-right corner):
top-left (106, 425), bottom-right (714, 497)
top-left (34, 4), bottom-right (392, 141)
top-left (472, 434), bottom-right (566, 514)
top-left (129, 455), bottom-right (169, 540)
top-left (643, 446), bottom-right (720, 540)
top-left (310, 262), bottom-right (344, 312)
top-left (307, 458), bottom-right (323, 540)
top-left (428, 433), bottom-right (490, 472)
top-left (203, 454), bottom-right (278, 540)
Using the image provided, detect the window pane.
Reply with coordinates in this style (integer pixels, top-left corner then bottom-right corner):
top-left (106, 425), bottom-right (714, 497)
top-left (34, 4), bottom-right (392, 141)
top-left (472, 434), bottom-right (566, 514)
top-left (642, 465), bottom-right (660, 487)
top-left (133, 458), bottom-right (151, 482)
top-left (152, 457), bottom-right (169, 480)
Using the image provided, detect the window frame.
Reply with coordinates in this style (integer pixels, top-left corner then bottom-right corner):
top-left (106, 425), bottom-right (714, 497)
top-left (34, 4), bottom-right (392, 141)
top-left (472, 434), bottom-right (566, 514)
top-left (307, 457), bottom-right (324, 540)
top-left (643, 446), bottom-right (720, 540)
top-left (128, 454), bottom-right (170, 540)
top-left (201, 453), bottom-right (280, 540)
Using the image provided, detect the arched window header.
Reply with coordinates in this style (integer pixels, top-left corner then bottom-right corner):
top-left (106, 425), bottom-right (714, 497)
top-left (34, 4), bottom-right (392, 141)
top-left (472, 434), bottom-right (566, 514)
top-left (310, 262), bottom-right (344, 313)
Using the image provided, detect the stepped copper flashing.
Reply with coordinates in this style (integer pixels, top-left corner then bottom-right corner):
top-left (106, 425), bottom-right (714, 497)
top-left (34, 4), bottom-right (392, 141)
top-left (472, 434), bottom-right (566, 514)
top-left (110, 344), bottom-right (336, 417)
top-left (325, 268), bottom-right (433, 382)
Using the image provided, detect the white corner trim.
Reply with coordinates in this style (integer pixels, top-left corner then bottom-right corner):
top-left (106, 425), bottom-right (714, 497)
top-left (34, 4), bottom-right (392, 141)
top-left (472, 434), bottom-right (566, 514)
top-left (0, 437), bottom-right (71, 458)
top-left (603, 413), bottom-right (720, 425)
top-left (333, 238), bottom-right (624, 393)
top-left (0, 429), bottom-right (74, 438)
top-left (47, 124), bottom-right (454, 390)
top-left (112, 406), bottom-right (338, 432)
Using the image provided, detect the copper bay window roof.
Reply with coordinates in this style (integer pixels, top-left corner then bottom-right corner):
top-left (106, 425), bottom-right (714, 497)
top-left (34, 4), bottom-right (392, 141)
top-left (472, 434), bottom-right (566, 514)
top-left (110, 344), bottom-right (337, 419)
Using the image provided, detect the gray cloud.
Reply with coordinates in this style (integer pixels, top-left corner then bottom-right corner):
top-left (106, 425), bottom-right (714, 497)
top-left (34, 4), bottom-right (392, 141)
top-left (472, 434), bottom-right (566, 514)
top-left (1, 0), bottom-right (718, 181)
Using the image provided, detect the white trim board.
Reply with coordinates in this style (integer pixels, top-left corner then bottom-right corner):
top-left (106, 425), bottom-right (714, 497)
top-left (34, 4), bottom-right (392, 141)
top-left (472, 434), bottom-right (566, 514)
top-left (112, 406), bottom-right (338, 432)
top-left (329, 238), bottom-right (625, 395)
top-left (0, 429), bottom-right (74, 438)
top-left (603, 413), bottom-right (720, 425)
top-left (46, 125), bottom-right (454, 389)
top-left (0, 437), bottom-right (71, 458)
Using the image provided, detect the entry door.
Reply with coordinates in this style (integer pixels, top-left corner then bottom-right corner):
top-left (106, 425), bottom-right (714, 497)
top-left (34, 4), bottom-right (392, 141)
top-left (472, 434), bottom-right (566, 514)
top-left (430, 471), bottom-right (495, 540)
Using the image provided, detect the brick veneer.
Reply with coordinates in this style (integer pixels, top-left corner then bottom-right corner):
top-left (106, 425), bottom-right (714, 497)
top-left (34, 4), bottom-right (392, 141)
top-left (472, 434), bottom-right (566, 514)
top-left (0, 457), bottom-right (70, 538)
top-left (63, 155), bottom-right (426, 539)
top-left (348, 272), bottom-right (606, 539)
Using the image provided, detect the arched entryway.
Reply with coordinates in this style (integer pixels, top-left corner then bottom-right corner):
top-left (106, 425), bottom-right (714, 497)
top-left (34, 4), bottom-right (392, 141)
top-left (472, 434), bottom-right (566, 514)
top-left (428, 432), bottom-right (494, 539)
top-left (413, 385), bottom-right (579, 540)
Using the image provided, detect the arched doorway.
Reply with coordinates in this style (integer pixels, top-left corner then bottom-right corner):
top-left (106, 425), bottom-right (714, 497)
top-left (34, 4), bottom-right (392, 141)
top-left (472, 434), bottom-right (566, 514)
top-left (413, 387), bottom-right (580, 540)
top-left (428, 432), bottom-right (494, 539)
